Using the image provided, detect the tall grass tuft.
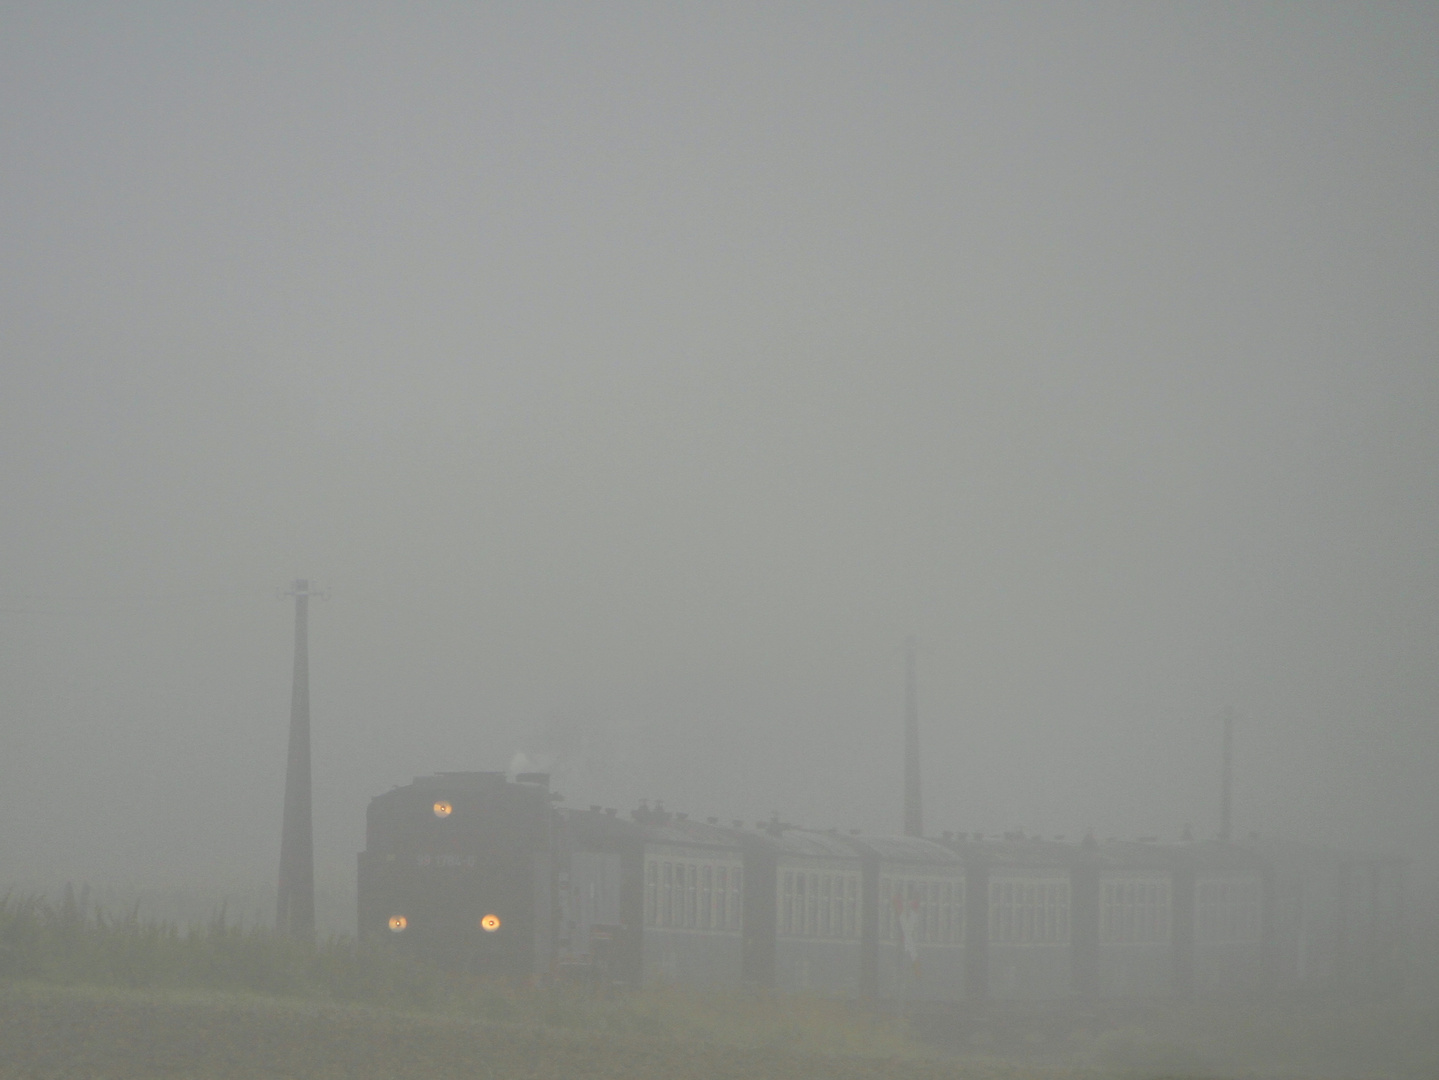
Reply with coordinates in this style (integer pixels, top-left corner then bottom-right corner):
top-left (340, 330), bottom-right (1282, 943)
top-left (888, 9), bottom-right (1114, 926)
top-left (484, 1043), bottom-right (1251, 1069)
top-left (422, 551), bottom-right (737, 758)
top-left (0, 890), bottom-right (435, 1009)
top-left (0, 890), bottom-right (918, 1058)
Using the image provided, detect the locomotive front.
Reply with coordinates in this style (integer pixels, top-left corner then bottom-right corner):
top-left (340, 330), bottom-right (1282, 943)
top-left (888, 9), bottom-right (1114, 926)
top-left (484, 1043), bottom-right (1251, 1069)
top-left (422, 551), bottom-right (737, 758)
top-left (357, 771), bottom-right (555, 978)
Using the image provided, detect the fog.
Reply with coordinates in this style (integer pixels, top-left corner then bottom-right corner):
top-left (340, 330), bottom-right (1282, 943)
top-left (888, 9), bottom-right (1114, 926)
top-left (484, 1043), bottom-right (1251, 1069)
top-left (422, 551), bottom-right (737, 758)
top-left (1, 4), bottom-right (1436, 935)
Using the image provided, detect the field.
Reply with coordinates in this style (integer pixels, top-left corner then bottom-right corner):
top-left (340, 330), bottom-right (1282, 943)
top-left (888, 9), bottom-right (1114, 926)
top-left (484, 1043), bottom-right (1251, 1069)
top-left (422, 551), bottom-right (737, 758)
top-left (0, 892), bottom-right (1017, 1079)
top-left (0, 983), bottom-right (1070, 1080)
top-left (3, 892), bottom-right (1438, 1079)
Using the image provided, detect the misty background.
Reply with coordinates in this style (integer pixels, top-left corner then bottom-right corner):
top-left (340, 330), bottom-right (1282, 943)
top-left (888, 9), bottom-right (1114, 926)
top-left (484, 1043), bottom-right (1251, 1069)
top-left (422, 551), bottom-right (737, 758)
top-left (1, 3), bottom-right (1436, 936)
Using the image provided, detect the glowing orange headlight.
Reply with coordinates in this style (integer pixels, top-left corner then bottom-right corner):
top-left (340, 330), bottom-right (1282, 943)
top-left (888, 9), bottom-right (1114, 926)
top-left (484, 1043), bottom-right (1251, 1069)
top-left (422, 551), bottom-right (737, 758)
top-left (433, 801), bottom-right (453, 818)
top-left (388, 915), bottom-right (408, 932)
top-left (480, 913), bottom-right (501, 932)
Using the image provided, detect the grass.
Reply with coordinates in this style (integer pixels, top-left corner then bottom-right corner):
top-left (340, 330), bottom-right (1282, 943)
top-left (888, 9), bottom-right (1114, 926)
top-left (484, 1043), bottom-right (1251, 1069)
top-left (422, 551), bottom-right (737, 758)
top-left (5, 891), bottom-right (1438, 1078)
top-left (0, 890), bottom-right (1039, 1078)
top-left (0, 888), bottom-right (436, 1008)
top-left (0, 982), bottom-right (1088, 1080)
top-left (0, 890), bottom-right (934, 1068)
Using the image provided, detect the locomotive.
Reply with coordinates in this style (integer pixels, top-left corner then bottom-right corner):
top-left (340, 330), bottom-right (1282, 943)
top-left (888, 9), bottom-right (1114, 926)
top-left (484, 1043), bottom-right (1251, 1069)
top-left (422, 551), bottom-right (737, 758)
top-left (357, 770), bottom-right (1406, 1002)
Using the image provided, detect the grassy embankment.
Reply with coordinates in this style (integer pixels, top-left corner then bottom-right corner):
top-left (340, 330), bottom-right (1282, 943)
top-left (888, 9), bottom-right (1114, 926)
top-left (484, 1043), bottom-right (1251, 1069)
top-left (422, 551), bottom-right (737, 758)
top-left (0, 889), bottom-right (914, 1051)
top-left (6, 891), bottom-right (1439, 1078)
top-left (0, 890), bottom-right (977, 1080)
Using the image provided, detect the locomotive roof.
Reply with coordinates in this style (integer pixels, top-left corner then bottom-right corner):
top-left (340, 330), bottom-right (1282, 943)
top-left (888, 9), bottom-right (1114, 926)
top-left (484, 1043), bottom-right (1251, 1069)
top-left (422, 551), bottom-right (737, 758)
top-left (416, 771), bottom-right (508, 788)
top-left (370, 771), bottom-right (550, 809)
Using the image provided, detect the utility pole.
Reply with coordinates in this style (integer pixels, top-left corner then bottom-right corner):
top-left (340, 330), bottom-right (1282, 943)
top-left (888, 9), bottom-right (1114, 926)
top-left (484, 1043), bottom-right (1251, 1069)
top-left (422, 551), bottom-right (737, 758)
top-left (1220, 705), bottom-right (1235, 843)
top-left (903, 635), bottom-right (923, 838)
top-left (277, 578), bottom-right (322, 938)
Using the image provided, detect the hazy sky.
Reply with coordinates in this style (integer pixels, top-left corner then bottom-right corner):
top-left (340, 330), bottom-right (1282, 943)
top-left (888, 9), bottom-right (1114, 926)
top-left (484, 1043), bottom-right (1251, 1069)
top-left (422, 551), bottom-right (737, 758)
top-left (2, 3), bottom-right (1436, 912)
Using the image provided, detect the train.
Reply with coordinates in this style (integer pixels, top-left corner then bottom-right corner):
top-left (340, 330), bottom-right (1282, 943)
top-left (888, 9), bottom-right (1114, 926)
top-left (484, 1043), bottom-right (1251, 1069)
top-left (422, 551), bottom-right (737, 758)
top-left (357, 770), bottom-right (1407, 1003)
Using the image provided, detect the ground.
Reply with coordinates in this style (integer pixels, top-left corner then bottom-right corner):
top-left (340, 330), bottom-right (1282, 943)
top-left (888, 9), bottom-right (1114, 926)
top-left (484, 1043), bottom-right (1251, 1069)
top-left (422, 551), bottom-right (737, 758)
top-left (0, 985), bottom-right (1067, 1080)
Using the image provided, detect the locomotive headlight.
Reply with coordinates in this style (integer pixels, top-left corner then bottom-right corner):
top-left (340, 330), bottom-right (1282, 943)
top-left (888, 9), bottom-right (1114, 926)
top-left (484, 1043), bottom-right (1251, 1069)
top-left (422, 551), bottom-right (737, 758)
top-left (480, 913), bottom-right (501, 932)
top-left (388, 915), bottom-right (408, 932)
top-left (433, 801), bottom-right (453, 818)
